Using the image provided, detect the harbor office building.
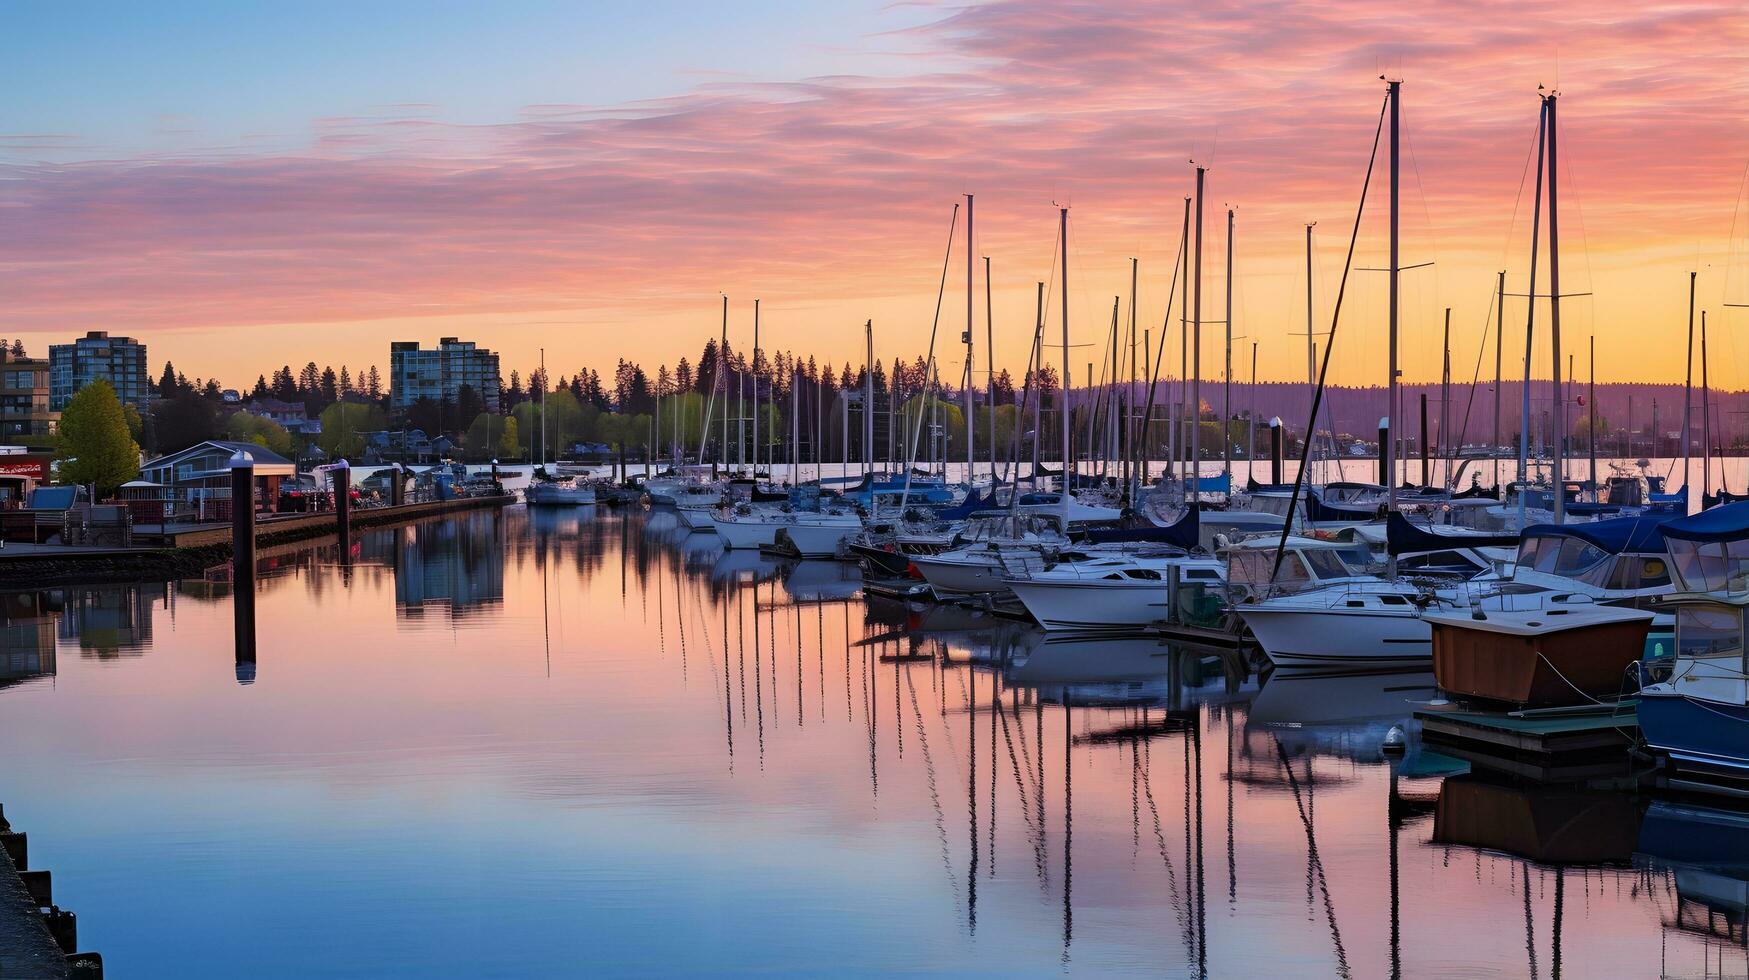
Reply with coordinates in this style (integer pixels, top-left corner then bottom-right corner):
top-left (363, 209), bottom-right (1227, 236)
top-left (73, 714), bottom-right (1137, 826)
top-left (48, 331), bottom-right (149, 411)
top-left (136, 440), bottom-right (296, 520)
top-left (389, 338), bottom-right (501, 414)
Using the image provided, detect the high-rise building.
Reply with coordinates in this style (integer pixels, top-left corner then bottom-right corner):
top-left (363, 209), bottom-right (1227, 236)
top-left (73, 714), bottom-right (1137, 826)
top-left (389, 338), bottom-right (502, 413)
top-left (0, 349), bottom-right (57, 440)
top-left (48, 331), bottom-right (148, 411)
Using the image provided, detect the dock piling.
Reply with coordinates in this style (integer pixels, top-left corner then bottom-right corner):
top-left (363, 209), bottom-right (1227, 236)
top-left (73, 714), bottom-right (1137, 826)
top-left (230, 451), bottom-right (257, 683)
top-left (1268, 417), bottom-right (1283, 484)
top-left (334, 459), bottom-right (352, 560)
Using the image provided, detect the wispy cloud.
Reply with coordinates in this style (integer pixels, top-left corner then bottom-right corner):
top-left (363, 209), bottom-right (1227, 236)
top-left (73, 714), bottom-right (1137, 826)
top-left (4, 0), bottom-right (1748, 382)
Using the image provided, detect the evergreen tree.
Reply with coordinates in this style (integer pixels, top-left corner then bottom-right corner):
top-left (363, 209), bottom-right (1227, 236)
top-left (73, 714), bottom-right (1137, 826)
top-left (318, 366), bottom-right (338, 406)
top-left (675, 358), bottom-right (693, 391)
top-left (157, 361), bottom-right (178, 395)
top-left (338, 365), bottom-right (352, 397)
top-left (365, 365), bottom-right (383, 401)
top-left (251, 375), bottom-right (270, 400)
top-left (298, 361), bottom-right (320, 398)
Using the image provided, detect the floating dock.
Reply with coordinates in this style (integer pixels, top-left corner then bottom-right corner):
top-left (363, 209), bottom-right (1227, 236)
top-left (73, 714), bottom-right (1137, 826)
top-left (1415, 701), bottom-right (1640, 780)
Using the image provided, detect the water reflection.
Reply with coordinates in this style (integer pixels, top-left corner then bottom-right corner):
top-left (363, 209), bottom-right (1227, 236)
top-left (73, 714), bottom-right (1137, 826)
top-left (0, 507), bottom-right (1740, 977)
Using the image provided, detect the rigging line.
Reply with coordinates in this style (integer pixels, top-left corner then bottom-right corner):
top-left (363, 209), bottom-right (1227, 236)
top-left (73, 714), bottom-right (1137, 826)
top-left (896, 203), bottom-right (960, 512)
top-left (1270, 92), bottom-right (1389, 585)
top-left (1451, 285), bottom-right (1501, 466)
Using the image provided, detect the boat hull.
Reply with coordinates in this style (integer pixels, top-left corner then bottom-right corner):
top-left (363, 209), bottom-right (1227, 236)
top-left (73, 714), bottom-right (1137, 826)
top-left (1639, 691), bottom-right (1749, 779)
top-left (848, 542), bottom-right (915, 579)
top-left (1240, 606), bottom-right (1429, 669)
top-left (912, 554), bottom-right (1011, 597)
top-left (715, 517), bottom-right (782, 550)
top-left (1007, 579), bottom-right (1167, 632)
top-left (775, 520), bottom-right (859, 558)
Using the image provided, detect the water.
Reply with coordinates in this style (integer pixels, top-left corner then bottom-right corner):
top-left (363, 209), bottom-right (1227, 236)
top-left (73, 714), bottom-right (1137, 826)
top-left (0, 507), bottom-right (1741, 977)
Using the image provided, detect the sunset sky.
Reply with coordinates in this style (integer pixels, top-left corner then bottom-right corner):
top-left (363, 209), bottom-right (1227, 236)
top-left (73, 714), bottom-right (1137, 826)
top-left (8, 1), bottom-right (1749, 391)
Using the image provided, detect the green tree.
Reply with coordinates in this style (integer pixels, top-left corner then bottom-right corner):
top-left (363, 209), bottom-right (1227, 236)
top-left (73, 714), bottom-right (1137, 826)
top-left (224, 412), bottom-right (293, 456)
top-left (318, 401), bottom-right (387, 460)
top-left (55, 380), bottom-right (140, 496)
top-left (463, 413), bottom-right (520, 460)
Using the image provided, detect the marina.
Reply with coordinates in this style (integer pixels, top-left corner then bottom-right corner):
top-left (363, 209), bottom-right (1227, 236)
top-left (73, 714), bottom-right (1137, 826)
top-left (1, 502), bottom-right (1747, 975)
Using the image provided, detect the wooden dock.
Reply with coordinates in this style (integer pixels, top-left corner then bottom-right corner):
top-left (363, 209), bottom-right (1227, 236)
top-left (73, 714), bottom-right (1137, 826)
top-left (1416, 701), bottom-right (1639, 756)
top-left (0, 494), bottom-right (513, 587)
top-left (0, 804), bottom-right (101, 979)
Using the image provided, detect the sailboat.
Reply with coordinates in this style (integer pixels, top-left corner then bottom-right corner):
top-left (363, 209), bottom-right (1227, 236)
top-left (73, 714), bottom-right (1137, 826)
top-left (526, 348), bottom-right (598, 506)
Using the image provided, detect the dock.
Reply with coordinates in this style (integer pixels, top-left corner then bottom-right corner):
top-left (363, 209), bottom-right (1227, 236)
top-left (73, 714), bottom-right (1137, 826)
top-left (0, 804), bottom-right (101, 979)
top-left (1415, 701), bottom-right (1640, 781)
top-left (0, 493), bottom-right (513, 587)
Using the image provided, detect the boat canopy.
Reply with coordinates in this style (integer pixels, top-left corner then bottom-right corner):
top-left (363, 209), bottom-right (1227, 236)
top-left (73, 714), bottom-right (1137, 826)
top-left (1081, 507), bottom-right (1199, 551)
top-left (1662, 501), bottom-right (1749, 594)
top-left (933, 487), bottom-right (993, 521)
top-left (1384, 512), bottom-right (1520, 557)
top-left (1521, 514), bottom-right (1673, 555)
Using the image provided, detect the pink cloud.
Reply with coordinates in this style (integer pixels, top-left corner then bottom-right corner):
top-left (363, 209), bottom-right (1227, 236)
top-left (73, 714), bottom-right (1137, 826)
top-left (4, 0), bottom-right (1748, 382)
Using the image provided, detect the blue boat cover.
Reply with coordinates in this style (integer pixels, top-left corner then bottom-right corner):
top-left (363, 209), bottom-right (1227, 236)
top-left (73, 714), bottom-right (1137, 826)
top-left (1195, 474), bottom-right (1231, 494)
top-left (1522, 513), bottom-right (1675, 554)
top-left (1082, 508), bottom-right (1199, 550)
top-left (1662, 500), bottom-right (1749, 542)
top-left (933, 488), bottom-right (992, 521)
top-left (1385, 512), bottom-right (1519, 556)
top-left (1304, 490), bottom-right (1378, 522)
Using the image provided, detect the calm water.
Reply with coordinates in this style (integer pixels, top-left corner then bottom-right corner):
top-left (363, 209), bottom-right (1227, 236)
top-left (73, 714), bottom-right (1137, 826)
top-left (1, 507), bottom-right (1744, 977)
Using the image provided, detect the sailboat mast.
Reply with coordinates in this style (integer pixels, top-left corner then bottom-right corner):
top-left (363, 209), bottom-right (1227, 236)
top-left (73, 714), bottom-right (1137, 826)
top-left (1494, 271), bottom-right (1504, 492)
top-left (1386, 79), bottom-right (1400, 513)
top-left (1191, 166), bottom-right (1206, 508)
top-left (1703, 311), bottom-right (1711, 500)
top-left (1516, 98), bottom-right (1547, 531)
top-left (1224, 208), bottom-right (1234, 495)
top-left (1059, 207), bottom-right (1071, 509)
top-left (1033, 282), bottom-right (1044, 489)
top-left (1547, 92), bottom-right (1565, 524)
top-left (965, 194), bottom-right (975, 485)
top-left (1683, 271), bottom-right (1696, 506)
top-left (1176, 197), bottom-right (1190, 487)
top-left (540, 347), bottom-right (547, 468)
top-left (871, 320), bottom-right (881, 479)
top-left (1127, 256), bottom-right (1138, 500)
top-left (1440, 308), bottom-right (1450, 488)
top-left (752, 299), bottom-right (760, 480)
top-left (1588, 335), bottom-right (1597, 492)
top-left (985, 256), bottom-right (995, 488)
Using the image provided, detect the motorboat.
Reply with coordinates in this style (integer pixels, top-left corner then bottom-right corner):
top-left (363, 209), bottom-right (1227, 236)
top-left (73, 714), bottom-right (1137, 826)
top-left (909, 512), bottom-right (1068, 598)
top-left (1005, 550), bottom-right (1224, 632)
top-left (1237, 514), bottom-right (1675, 670)
top-left (1424, 605), bottom-right (1654, 707)
top-left (525, 479), bottom-right (597, 506)
top-left (1637, 502), bottom-right (1749, 786)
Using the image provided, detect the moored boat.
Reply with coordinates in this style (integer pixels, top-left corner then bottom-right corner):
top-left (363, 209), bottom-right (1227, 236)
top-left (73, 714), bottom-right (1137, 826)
top-left (1423, 605), bottom-right (1653, 707)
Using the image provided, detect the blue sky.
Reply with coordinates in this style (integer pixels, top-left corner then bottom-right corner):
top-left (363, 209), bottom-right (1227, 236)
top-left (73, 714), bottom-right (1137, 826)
top-left (3, 1), bottom-right (931, 160)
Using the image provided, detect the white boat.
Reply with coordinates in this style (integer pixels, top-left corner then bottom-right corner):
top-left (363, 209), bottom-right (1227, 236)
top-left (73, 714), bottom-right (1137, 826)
top-left (675, 501), bottom-right (720, 530)
top-left (1006, 551), bottom-right (1225, 632)
top-left (526, 479), bottom-right (597, 506)
top-left (1237, 515), bottom-right (1675, 670)
top-left (908, 513), bottom-right (1068, 597)
top-left (773, 511), bottom-right (864, 558)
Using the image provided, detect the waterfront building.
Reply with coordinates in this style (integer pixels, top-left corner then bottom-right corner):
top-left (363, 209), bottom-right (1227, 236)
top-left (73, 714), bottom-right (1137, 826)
top-left (389, 338), bottom-right (501, 413)
top-left (244, 397), bottom-right (317, 435)
top-left (48, 330), bottom-right (148, 410)
top-left (137, 439), bottom-right (296, 515)
top-left (0, 349), bottom-right (57, 440)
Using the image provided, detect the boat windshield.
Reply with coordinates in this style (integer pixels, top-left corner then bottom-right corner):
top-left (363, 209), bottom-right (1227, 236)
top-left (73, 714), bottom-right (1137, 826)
top-left (1667, 536), bottom-right (1749, 594)
top-left (1226, 550), bottom-right (1310, 588)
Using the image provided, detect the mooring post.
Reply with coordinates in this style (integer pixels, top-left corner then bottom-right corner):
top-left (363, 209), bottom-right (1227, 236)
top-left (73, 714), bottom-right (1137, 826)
top-left (392, 463), bottom-right (406, 506)
top-left (1419, 392), bottom-right (1430, 488)
top-left (334, 459), bottom-right (352, 559)
top-left (1269, 417), bottom-right (1284, 485)
top-left (1378, 417), bottom-right (1391, 487)
top-left (230, 451), bottom-right (257, 684)
top-left (487, 459), bottom-right (498, 496)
